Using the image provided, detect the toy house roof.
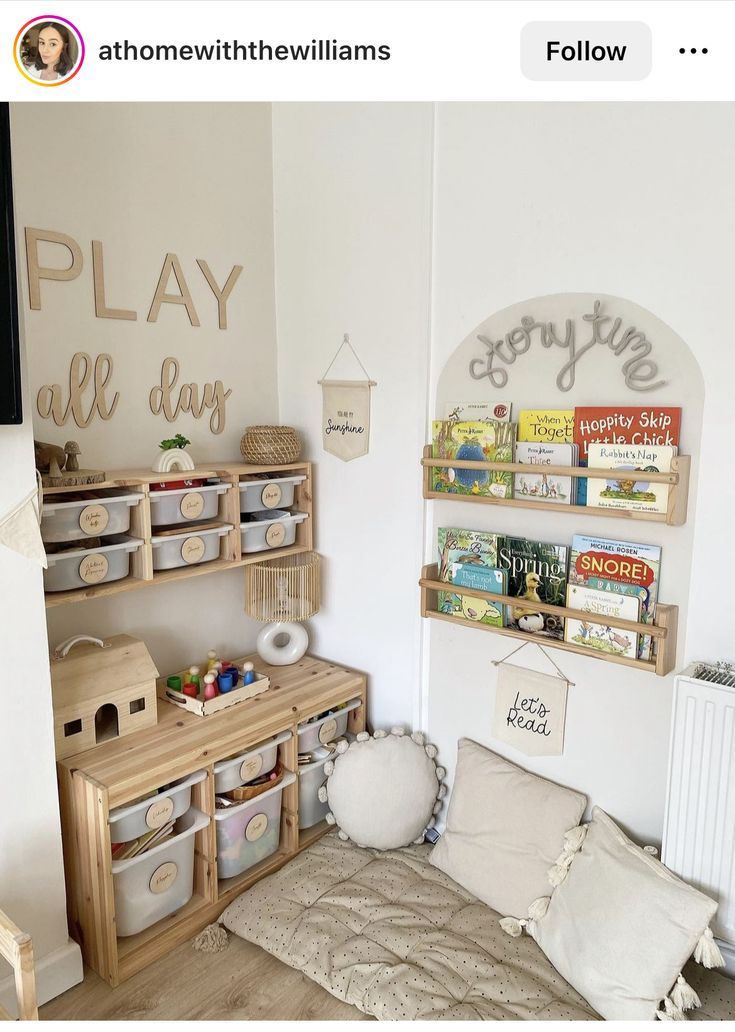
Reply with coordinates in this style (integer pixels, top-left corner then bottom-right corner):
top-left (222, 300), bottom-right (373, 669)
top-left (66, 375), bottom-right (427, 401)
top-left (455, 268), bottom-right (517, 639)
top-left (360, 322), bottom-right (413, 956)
top-left (50, 634), bottom-right (159, 710)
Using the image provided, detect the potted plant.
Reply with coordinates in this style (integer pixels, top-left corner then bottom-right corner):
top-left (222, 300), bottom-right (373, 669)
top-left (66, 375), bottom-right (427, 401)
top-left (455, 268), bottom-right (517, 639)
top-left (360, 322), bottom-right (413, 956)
top-left (151, 433), bottom-right (196, 473)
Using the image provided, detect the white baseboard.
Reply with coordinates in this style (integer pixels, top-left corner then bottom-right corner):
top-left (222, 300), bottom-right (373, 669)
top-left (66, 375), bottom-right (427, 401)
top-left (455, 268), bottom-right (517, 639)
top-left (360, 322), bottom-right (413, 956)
top-left (717, 938), bottom-right (735, 979)
top-left (0, 938), bottom-right (82, 1018)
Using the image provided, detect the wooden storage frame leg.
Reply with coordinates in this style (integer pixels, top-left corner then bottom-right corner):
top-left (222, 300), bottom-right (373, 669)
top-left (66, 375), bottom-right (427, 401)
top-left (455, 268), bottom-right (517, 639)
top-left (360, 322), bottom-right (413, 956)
top-left (129, 485), bottom-right (153, 581)
top-left (220, 474), bottom-right (242, 563)
top-left (280, 731), bottom-right (299, 855)
top-left (0, 909), bottom-right (38, 1020)
top-left (72, 774), bottom-right (118, 985)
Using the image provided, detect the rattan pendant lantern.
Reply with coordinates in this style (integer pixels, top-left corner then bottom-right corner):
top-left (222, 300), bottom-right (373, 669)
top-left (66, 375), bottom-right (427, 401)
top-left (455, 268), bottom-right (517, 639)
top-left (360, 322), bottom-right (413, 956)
top-left (244, 551), bottom-right (321, 665)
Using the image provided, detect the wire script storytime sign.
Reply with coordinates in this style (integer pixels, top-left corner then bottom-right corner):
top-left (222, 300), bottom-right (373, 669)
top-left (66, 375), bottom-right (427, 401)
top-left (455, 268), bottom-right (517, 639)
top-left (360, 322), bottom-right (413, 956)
top-left (492, 663), bottom-right (569, 757)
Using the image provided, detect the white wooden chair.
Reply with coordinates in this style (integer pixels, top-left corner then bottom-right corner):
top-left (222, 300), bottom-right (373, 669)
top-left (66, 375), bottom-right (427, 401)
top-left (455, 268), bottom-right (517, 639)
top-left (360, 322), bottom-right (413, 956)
top-left (0, 910), bottom-right (38, 1020)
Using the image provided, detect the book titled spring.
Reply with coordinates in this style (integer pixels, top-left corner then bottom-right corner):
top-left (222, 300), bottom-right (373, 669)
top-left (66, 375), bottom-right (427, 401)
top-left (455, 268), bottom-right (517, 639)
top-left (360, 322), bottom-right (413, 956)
top-left (517, 410), bottom-right (574, 443)
top-left (514, 442), bottom-right (577, 504)
top-left (569, 535), bottom-right (661, 661)
top-left (431, 419), bottom-right (516, 499)
top-left (446, 563), bottom-right (506, 627)
top-left (497, 537), bottom-right (568, 640)
top-left (586, 443), bottom-right (676, 515)
top-left (437, 527), bottom-right (501, 617)
top-left (564, 584), bottom-right (641, 660)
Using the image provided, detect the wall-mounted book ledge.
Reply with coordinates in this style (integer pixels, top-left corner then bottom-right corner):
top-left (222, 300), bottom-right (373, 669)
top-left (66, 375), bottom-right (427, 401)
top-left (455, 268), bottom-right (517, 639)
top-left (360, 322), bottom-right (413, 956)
top-left (419, 563), bottom-right (678, 676)
top-left (422, 446), bottom-right (690, 526)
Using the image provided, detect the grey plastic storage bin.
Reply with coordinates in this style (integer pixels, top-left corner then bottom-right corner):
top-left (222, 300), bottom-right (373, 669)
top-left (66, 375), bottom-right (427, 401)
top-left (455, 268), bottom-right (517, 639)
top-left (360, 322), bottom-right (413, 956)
top-left (239, 475), bottom-right (306, 514)
top-left (239, 511), bottom-right (308, 554)
top-left (151, 524), bottom-right (232, 571)
top-left (297, 746), bottom-right (332, 829)
top-left (41, 491), bottom-right (143, 543)
top-left (296, 698), bottom-right (361, 754)
top-left (213, 731), bottom-right (291, 794)
top-left (214, 773), bottom-right (295, 879)
top-left (43, 535), bottom-right (142, 593)
top-left (149, 483), bottom-right (229, 527)
top-left (109, 769), bottom-right (207, 843)
top-left (111, 807), bottom-right (209, 937)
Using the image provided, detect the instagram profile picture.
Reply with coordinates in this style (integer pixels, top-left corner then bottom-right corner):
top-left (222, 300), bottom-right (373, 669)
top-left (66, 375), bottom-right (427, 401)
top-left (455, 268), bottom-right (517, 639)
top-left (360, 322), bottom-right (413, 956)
top-left (14, 15), bottom-right (85, 86)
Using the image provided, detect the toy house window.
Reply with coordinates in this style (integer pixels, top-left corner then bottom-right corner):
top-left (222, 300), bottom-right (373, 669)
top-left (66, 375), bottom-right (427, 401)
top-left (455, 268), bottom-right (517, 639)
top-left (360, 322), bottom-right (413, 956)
top-left (63, 718), bottom-right (82, 737)
top-left (129, 698), bottom-right (146, 714)
top-left (95, 703), bottom-right (119, 744)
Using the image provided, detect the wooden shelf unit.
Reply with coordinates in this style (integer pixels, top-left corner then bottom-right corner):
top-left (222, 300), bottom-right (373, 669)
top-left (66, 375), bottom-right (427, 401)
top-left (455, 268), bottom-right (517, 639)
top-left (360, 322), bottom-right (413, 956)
top-left (422, 446), bottom-right (691, 525)
top-left (420, 563), bottom-right (678, 677)
top-left (43, 460), bottom-right (313, 607)
top-left (57, 654), bottom-right (366, 987)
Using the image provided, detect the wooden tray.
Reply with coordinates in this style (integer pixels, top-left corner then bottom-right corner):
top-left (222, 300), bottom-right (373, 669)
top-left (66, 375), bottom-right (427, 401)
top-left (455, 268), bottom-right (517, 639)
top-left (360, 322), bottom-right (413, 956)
top-left (156, 669), bottom-right (270, 716)
top-left (225, 761), bottom-right (285, 802)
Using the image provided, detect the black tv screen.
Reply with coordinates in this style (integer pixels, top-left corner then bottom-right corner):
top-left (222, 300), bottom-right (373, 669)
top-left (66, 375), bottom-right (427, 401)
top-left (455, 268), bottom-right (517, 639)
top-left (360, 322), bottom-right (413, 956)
top-left (0, 103), bottom-right (21, 424)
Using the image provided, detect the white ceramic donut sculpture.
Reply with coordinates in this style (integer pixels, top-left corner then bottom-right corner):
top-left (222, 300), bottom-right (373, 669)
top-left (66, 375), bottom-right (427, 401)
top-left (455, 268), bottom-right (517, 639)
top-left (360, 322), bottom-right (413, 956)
top-left (318, 727), bottom-right (445, 850)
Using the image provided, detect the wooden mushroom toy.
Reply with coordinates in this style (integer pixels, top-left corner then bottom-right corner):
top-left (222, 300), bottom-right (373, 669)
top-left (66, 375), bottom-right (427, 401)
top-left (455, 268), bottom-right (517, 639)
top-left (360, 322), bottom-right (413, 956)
top-left (64, 440), bottom-right (81, 472)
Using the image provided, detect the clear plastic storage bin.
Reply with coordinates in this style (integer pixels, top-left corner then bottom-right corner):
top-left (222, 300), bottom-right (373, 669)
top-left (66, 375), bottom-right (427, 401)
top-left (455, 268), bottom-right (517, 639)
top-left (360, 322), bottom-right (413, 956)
top-left (44, 535), bottom-right (142, 593)
top-left (151, 525), bottom-right (232, 570)
top-left (213, 731), bottom-right (291, 794)
top-left (111, 807), bottom-right (209, 937)
top-left (296, 698), bottom-right (361, 754)
top-left (239, 475), bottom-right (306, 514)
top-left (109, 770), bottom-right (207, 843)
top-left (149, 483), bottom-right (229, 527)
top-left (214, 774), bottom-right (295, 879)
top-left (239, 511), bottom-right (308, 554)
top-left (41, 491), bottom-right (143, 543)
top-left (297, 747), bottom-right (332, 829)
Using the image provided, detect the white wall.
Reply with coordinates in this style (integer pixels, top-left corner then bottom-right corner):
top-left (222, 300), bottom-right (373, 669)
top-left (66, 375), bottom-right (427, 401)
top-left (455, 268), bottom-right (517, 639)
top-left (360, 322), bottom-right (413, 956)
top-left (11, 101), bottom-right (279, 682)
top-left (272, 103), bottom-right (434, 726)
top-left (274, 101), bottom-right (735, 846)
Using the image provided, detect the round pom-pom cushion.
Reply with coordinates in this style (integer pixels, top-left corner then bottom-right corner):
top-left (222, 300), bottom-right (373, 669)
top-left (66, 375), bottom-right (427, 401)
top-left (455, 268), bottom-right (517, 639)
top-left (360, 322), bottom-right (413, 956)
top-left (324, 731), bottom-right (442, 850)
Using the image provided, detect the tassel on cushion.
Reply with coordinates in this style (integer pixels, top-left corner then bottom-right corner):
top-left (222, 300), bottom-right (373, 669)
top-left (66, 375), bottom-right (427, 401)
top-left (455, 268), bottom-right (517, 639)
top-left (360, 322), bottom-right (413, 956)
top-left (563, 824), bottom-right (588, 853)
top-left (547, 863), bottom-right (569, 888)
top-left (317, 786), bottom-right (328, 803)
top-left (527, 896), bottom-right (551, 921)
top-left (694, 927), bottom-right (725, 969)
top-left (499, 916), bottom-right (527, 938)
top-left (659, 997), bottom-right (687, 1021)
top-left (193, 922), bottom-right (228, 953)
top-left (671, 974), bottom-right (700, 1012)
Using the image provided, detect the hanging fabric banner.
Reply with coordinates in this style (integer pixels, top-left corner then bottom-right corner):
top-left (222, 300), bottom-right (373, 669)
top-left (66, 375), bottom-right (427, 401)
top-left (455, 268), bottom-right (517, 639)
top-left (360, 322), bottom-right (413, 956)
top-left (491, 642), bottom-right (572, 757)
top-left (318, 334), bottom-right (376, 462)
top-left (0, 475), bottom-right (47, 567)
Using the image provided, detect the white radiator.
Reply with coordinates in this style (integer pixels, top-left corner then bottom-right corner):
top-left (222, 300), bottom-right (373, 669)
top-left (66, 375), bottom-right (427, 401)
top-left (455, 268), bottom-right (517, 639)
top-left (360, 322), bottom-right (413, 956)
top-left (662, 662), bottom-right (735, 964)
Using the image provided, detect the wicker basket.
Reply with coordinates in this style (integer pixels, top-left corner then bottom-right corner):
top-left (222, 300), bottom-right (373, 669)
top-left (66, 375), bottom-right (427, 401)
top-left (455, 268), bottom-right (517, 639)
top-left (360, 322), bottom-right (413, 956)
top-left (240, 425), bottom-right (301, 464)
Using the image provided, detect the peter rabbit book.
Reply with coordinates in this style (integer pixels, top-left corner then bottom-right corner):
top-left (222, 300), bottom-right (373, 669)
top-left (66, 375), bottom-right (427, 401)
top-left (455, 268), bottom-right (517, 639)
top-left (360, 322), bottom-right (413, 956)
top-left (497, 537), bottom-right (568, 640)
top-left (573, 406), bottom-right (681, 504)
top-left (514, 442), bottom-right (577, 505)
top-left (564, 584), bottom-right (641, 660)
top-left (444, 401), bottom-right (512, 423)
top-left (585, 443), bottom-right (676, 515)
top-left (437, 527), bottom-right (502, 618)
top-left (431, 419), bottom-right (516, 499)
top-left (446, 563), bottom-right (506, 627)
top-left (568, 535), bottom-right (661, 660)
top-left (517, 410), bottom-right (574, 443)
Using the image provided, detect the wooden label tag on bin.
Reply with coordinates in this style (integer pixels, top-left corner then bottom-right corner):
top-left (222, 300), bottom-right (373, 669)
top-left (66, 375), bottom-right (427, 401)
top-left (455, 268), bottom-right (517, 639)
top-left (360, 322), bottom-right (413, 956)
top-left (145, 796), bottom-right (175, 830)
top-left (180, 492), bottom-right (205, 520)
top-left (181, 536), bottom-right (206, 564)
top-left (239, 754), bottom-right (264, 782)
top-left (245, 813), bottom-right (268, 842)
top-left (261, 482), bottom-right (282, 508)
top-left (319, 718), bottom-right (338, 744)
top-left (149, 861), bottom-right (178, 894)
top-left (265, 522), bottom-right (286, 548)
top-left (79, 503), bottom-right (109, 535)
top-left (79, 553), bottom-right (109, 584)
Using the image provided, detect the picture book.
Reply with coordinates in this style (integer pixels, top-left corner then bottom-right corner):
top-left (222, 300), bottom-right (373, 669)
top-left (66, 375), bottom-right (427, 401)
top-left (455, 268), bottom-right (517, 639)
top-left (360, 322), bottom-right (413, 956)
top-left (514, 442), bottom-right (577, 504)
top-left (444, 401), bottom-right (512, 422)
top-left (431, 419), bottom-right (516, 499)
top-left (497, 537), bottom-right (568, 640)
top-left (565, 584), bottom-right (641, 660)
top-left (569, 535), bottom-right (661, 660)
top-left (446, 563), bottom-right (506, 627)
top-left (437, 527), bottom-right (502, 620)
top-left (573, 406), bottom-right (681, 504)
top-left (585, 443), bottom-right (676, 514)
top-left (517, 410), bottom-right (574, 443)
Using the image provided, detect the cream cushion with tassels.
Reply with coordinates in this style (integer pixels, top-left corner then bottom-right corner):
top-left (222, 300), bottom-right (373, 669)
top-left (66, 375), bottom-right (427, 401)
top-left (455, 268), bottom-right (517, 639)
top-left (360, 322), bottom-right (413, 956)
top-left (430, 738), bottom-right (586, 918)
top-left (530, 807), bottom-right (721, 1021)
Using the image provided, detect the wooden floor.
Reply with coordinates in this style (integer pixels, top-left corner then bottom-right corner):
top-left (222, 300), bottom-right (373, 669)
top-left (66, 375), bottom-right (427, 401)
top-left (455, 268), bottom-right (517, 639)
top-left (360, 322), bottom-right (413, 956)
top-left (41, 936), bottom-right (369, 1022)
